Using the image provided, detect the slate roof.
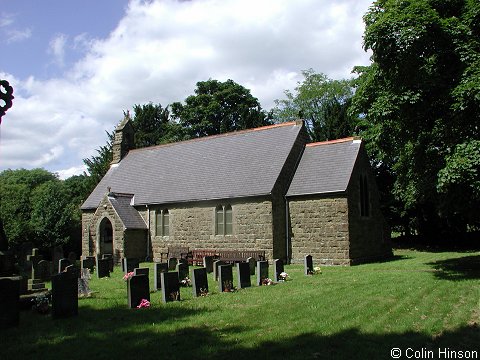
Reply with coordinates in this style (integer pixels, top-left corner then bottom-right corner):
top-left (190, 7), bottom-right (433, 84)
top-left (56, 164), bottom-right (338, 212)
top-left (107, 193), bottom-right (148, 230)
top-left (286, 137), bottom-right (361, 197)
top-left (82, 122), bottom-right (304, 209)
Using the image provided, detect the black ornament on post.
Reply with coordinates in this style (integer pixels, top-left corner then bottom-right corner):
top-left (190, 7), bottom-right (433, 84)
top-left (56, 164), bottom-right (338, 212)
top-left (0, 79), bottom-right (14, 123)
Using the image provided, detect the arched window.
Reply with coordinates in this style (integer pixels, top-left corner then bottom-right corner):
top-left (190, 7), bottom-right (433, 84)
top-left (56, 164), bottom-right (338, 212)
top-left (216, 204), bottom-right (233, 235)
top-left (156, 209), bottom-right (170, 236)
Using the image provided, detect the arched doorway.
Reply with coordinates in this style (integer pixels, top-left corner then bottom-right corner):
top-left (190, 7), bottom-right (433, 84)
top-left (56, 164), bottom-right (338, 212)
top-left (98, 217), bottom-right (113, 256)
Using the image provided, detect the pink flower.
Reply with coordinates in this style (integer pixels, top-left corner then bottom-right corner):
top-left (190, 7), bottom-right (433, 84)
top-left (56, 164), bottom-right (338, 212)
top-left (123, 272), bottom-right (135, 281)
top-left (137, 299), bottom-right (150, 308)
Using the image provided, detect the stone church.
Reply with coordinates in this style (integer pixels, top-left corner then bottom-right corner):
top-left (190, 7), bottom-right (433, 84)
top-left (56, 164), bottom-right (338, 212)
top-left (81, 117), bottom-right (392, 265)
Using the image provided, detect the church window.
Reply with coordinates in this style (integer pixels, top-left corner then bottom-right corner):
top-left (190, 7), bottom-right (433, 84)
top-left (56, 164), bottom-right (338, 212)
top-left (216, 204), bottom-right (233, 235)
top-left (156, 209), bottom-right (170, 236)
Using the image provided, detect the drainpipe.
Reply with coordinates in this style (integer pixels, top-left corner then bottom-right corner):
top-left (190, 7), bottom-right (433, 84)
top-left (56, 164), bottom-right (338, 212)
top-left (146, 204), bottom-right (150, 261)
top-left (285, 196), bottom-right (290, 264)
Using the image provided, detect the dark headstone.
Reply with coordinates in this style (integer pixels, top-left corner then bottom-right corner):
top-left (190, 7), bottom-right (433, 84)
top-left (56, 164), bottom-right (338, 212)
top-left (256, 261), bottom-right (269, 286)
top-left (51, 245), bottom-right (64, 273)
top-left (58, 258), bottom-right (71, 273)
top-left (127, 274), bottom-right (150, 309)
top-left (18, 242), bottom-right (34, 273)
top-left (81, 257), bottom-right (95, 273)
top-left (0, 251), bottom-right (15, 277)
top-left (65, 264), bottom-right (81, 278)
top-left (203, 256), bottom-right (214, 273)
top-left (273, 259), bottom-right (284, 282)
top-left (96, 258), bottom-right (110, 278)
top-left (134, 267), bottom-right (149, 277)
top-left (246, 257), bottom-right (256, 275)
top-left (154, 262), bottom-right (168, 291)
top-left (67, 251), bottom-right (77, 264)
top-left (28, 248), bottom-right (43, 279)
top-left (218, 265), bottom-right (234, 292)
top-left (102, 254), bottom-right (114, 272)
top-left (37, 260), bottom-right (50, 281)
top-left (122, 258), bottom-right (140, 274)
top-left (51, 270), bottom-right (78, 318)
top-left (161, 271), bottom-right (180, 303)
top-left (213, 260), bottom-right (226, 281)
top-left (236, 262), bottom-right (251, 289)
top-left (191, 267), bottom-right (208, 297)
top-left (0, 277), bottom-right (20, 329)
top-left (176, 262), bottom-right (189, 280)
top-left (168, 257), bottom-right (177, 271)
top-left (304, 255), bottom-right (313, 275)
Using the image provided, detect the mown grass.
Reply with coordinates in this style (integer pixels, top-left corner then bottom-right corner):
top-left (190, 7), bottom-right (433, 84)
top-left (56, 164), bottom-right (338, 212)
top-left (1, 249), bottom-right (479, 360)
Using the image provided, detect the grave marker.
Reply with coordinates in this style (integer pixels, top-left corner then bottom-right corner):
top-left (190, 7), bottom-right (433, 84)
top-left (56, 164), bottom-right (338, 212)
top-left (102, 253), bottom-right (114, 272)
top-left (246, 257), bottom-right (256, 275)
top-left (256, 261), bottom-right (269, 286)
top-left (213, 260), bottom-right (226, 281)
top-left (161, 271), bottom-right (180, 303)
top-left (134, 267), bottom-right (149, 277)
top-left (236, 262), bottom-right (251, 289)
top-left (127, 274), bottom-right (150, 308)
top-left (78, 268), bottom-right (92, 297)
top-left (51, 245), bottom-right (64, 273)
top-left (273, 259), bottom-right (284, 282)
top-left (218, 265), bottom-right (234, 292)
top-left (304, 255), bottom-right (313, 275)
top-left (122, 258), bottom-right (140, 274)
top-left (154, 262), bottom-right (168, 291)
top-left (0, 277), bottom-right (20, 329)
top-left (191, 268), bottom-right (208, 297)
top-left (51, 270), bottom-right (78, 318)
top-left (203, 256), bottom-right (214, 273)
top-left (96, 257), bottom-right (110, 278)
top-left (81, 257), bottom-right (95, 273)
top-left (168, 257), bottom-right (177, 271)
top-left (37, 259), bottom-right (50, 281)
top-left (58, 258), bottom-right (71, 273)
top-left (176, 262), bottom-right (189, 280)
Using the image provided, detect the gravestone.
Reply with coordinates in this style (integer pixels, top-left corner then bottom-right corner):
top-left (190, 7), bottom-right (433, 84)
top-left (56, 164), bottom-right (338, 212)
top-left (78, 268), bottom-right (92, 297)
top-left (67, 251), bottom-right (77, 264)
top-left (58, 258), bottom-right (71, 273)
top-left (65, 264), bottom-right (81, 279)
top-left (154, 262), bottom-right (168, 291)
top-left (102, 254), bottom-right (114, 272)
top-left (218, 265), bottom-right (234, 292)
top-left (134, 267), bottom-right (149, 277)
top-left (51, 245), bottom-right (64, 273)
top-left (81, 257), bottom-right (95, 273)
top-left (191, 267), bottom-right (208, 297)
top-left (0, 251), bottom-right (15, 277)
top-left (203, 256), bottom-right (214, 273)
top-left (19, 242), bottom-right (34, 273)
top-left (160, 271), bottom-right (180, 303)
top-left (256, 261), bottom-right (269, 286)
top-left (0, 277), bottom-right (20, 329)
top-left (27, 249), bottom-right (46, 291)
top-left (168, 257), bottom-right (177, 271)
top-left (122, 258), bottom-right (140, 274)
top-left (51, 270), bottom-right (78, 318)
top-left (273, 259), bottom-right (284, 282)
top-left (176, 262), bottom-right (189, 280)
top-left (236, 262), bottom-right (251, 289)
top-left (37, 260), bottom-right (50, 281)
top-left (246, 257), bottom-right (256, 275)
top-left (96, 257), bottom-right (110, 278)
top-left (127, 274), bottom-right (150, 308)
top-left (304, 255), bottom-right (313, 275)
top-left (213, 260), bottom-right (226, 281)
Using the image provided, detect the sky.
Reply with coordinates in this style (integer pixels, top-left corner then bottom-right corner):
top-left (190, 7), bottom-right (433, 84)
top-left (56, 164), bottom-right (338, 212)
top-left (0, 0), bottom-right (373, 179)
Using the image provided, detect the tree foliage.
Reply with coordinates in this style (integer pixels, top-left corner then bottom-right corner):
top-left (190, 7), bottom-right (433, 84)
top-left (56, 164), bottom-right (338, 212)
top-left (352, 0), bottom-right (480, 235)
top-left (171, 79), bottom-right (272, 138)
top-left (273, 69), bottom-right (356, 142)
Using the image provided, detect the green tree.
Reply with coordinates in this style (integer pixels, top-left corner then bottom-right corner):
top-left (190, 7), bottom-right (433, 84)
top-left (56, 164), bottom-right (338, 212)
top-left (273, 69), bottom-right (356, 142)
top-left (171, 79), bottom-right (272, 138)
top-left (352, 0), bottom-right (480, 236)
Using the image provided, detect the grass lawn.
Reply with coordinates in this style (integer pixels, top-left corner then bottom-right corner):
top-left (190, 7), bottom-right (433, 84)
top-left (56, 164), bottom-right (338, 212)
top-left (1, 249), bottom-right (479, 360)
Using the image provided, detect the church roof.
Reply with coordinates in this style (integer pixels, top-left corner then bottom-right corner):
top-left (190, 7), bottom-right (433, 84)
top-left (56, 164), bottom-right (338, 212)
top-left (286, 137), bottom-right (361, 197)
top-left (82, 121), bottom-right (305, 209)
top-left (107, 193), bottom-right (148, 230)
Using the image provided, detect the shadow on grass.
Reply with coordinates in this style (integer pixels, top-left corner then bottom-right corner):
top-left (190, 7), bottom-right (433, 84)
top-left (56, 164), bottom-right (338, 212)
top-left (2, 304), bottom-right (478, 360)
top-left (427, 255), bottom-right (480, 281)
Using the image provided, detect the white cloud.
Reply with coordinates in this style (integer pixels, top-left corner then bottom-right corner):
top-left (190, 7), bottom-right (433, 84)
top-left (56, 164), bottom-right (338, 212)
top-left (48, 33), bottom-right (68, 67)
top-left (0, 13), bottom-right (14, 27)
top-left (0, 0), bottom-right (372, 177)
top-left (1, 12), bottom-right (32, 43)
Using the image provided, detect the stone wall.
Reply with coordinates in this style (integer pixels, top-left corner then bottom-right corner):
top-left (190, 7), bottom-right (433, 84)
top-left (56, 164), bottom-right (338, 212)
top-left (148, 198), bottom-right (275, 261)
top-left (288, 196), bottom-right (351, 265)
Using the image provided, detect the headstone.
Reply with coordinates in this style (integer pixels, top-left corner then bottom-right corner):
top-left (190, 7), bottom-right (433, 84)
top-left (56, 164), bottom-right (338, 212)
top-left (304, 255), bottom-right (313, 275)
top-left (236, 262), bottom-right (251, 289)
top-left (167, 257), bottom-right (177, 271)
top-left (256, 261), bottom-right (269, 286)
top-left (81, 257), bottom-right (95, 273)
top-left (58, 258), bottom-right (71, 273)
top-left (218, 265), bottom-right (234, 292)
top-left (191, 267), bottom-right (209, 297)
top-left (65, 264), bottom-right (81, 279)
top-left (213, 260), bottom-right (226, 281)
top-left (127, 274), bottom-right (150, 308)
top-left (0, 251), bottom-right (15, 277)
top-left (134, 267), bottom-right (149, 277)
top-left (51, 270), bottom-right (78, 318)
top-left (67, 251), bottom-right (77, 264)
top-left (203, 256), bottom-right (214, 273)
top-left (18, 242), bottom-right (34, 273)
top-left (154, 262), bottom-right (168, 291)
top-left (78, 268), bottom-right (92, 297)
top-left (102, 254), bottom-right (114, 272)
top-left (176, 262), bottom-right (189, 280)
top-left (273, 259), bottom-right (284, 282)
top-left (28, 248), bottom-right (43, 279)
top-left (37, 260), bottom-right (50, 281)
top-left (246, 257), bottom-right (256, 275)
top-left (122, 258), bottom-right (140, 274)
top-left (160, 271), bottom-right (180, 303)
top-left (51, 245), bottom-right (64, 273)
top-left (96, 258), bottom-right (110, 278)
top-left (0, 277), bottom-right (20, 329)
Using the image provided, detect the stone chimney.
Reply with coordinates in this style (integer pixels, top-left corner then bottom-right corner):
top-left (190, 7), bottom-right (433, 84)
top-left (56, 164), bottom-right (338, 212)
top-left (111, 113), bottom-right (134, 165)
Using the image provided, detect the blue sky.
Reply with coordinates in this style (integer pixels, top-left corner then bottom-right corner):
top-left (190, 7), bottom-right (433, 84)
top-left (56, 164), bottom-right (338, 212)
top-left (0, 0), bottom-right (372, 178)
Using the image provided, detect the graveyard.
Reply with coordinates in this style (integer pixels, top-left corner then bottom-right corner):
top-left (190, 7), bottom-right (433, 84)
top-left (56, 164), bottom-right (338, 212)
top-left (0, 249), bottom-right (478, 360)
